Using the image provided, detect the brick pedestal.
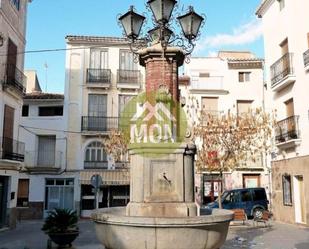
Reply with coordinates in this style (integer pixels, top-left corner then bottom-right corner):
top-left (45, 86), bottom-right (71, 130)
top-left (139, 44), bottom-right (185, 102)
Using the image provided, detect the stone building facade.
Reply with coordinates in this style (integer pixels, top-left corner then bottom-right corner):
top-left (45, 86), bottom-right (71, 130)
top-left (0, 0), bottom-right (31, 228)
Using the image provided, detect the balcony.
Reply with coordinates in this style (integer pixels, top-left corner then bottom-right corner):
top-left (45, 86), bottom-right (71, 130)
top-left (84, 161), bottom-right (129, 169)
top-left (189, 76), bottom-right (227, 93)
top-left (81, 116), bottom-right (119, 133)
top-left (275, 115), bottom-right (301, 149)
top-left (303, 49), bottom-right (309, 70)
top-left (4, 64), bottom-right (26, 94)
top-left (86, 68), bottom-right (111, 88)
top-left (24, 151), bottom-right (63, 171)
top-left (0, 137), bottom-right (25, 162)
top-left (117, 69), bottom-right (140, 89)
top-left (84, 161), bottom-right (108, 169)
top-left (270, 53), bottom-right (296, 92)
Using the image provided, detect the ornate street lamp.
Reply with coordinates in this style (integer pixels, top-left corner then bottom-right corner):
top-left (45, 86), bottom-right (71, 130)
top-left (177, 6), bottom-right (204, 42)
top-left (119, 6), bottom-right (146, 41)
top-left (118, 1), bottom-right (205, 61)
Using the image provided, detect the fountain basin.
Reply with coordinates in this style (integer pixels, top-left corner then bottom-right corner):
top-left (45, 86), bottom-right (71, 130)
top-left (92, 207), bottom-right (233, 249)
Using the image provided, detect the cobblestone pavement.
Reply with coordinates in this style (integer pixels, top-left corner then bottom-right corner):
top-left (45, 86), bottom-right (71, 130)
top-left (0, 219), bottom-right (308, 249)
top-left (222, 221), bottom-right (309, 249)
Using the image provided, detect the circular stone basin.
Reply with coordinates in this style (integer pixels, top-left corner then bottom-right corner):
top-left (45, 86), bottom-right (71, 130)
top-left (92, 207), bottom-right (233, 249)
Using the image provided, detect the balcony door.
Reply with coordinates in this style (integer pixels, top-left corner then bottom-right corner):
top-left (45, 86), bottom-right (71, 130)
top-left (2, 105), bottom-right (14, 158)
top-left (6, 39), bottom-right (17, 83)
top-left (88, 95), bottom-right (107, 131)
top-left (119, 50), bottom-right (138, 83)
top-left (38, 136), bottom-right (56, 167)
top-left (90, 49), bottom-right (108, 69)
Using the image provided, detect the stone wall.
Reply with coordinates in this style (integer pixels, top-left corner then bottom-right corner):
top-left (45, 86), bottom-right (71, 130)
top-left (16, 202), bottom-right (44, 220)
top-left (272, 155), bottom-right (309, 226)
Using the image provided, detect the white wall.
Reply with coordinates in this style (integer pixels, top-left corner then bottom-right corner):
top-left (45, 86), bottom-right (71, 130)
top-left (260, 0), bottom-right (309, 159)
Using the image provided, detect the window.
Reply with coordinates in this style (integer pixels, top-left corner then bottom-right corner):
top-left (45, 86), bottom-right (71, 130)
top-left (88, 94), bottom-right (107, 116)
top-left (237, 100), bottom-right (253, 115)
top-left (238, 72), bottom-right (251, 82)
top-left (118, 95), bottom-right (135, 116)
top-left (199, 72), bottom-right (210, 78)
top-left (45, 178), bottom-right (74, 211)
top-left (17, 179), bottom-right (29, 207)
top-left (201, 97), bottom-right (219, 116)
top-left (280, 38), bottom-right (289, 55)
top-left (10, 0), bottom-right (20, 10)
top-left (253, 189), bottom-right (267, 201)
top-left (85, 141), bottom-right (107, 162)
top-left (22, 105), bottom-right (29, 117)
top-left (39, 106), bottom-right (63, 116)
top-left (223, 191), bottom-right (239, 204)
top-left (90, 49), bottom-right (108, 69)
top-left (283, 174), bottom-right (292, 205)
top-left (38, 136), bottom-right (56, 167)
top-left (241, 190), bottom-right (252, 202)
top-left (285, 98), bottom-right (294, 117)
top-left (119, 50), bottom-right (137, 71)
top-left (278, 0), bottom-right (285, 11)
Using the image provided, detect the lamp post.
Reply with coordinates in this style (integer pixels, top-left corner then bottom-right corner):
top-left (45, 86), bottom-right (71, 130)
top-left (118, 0), bottom-right (205, 61)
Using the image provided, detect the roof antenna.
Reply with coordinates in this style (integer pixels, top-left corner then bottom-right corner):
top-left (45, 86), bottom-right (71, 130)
top-left (44, 62), bottom-right (48, 92)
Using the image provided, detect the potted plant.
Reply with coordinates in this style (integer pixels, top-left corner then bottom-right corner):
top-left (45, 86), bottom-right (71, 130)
top-left (42, 208), bottom-right (79, 248)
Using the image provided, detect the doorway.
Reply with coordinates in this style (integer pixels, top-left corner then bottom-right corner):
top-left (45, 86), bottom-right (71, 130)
top-left (293, 175), bottom-right (306, 224)
top-left (0, 176), bottom-right (9, 227)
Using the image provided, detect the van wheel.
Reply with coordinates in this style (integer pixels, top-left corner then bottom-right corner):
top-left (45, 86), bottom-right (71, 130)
top-left (253, 208), bottom-right (264, 220)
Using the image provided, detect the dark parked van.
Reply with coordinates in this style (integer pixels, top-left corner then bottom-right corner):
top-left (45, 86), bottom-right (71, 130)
top-left (206, 187), bottom-right (268, 219)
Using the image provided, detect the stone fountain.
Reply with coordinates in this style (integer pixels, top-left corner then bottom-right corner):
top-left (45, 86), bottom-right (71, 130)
top-left (92, 2), bottom-right (233, 249)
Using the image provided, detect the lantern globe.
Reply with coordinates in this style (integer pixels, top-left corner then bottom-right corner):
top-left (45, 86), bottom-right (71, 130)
top-left (119, 6), bottom-right (146, 40)
top-left (177, 6), bottom-right (204, 41)
top-left (148, 26), bottom-right (173, 44)
top-left (147, 0), bottom-right (177, 24)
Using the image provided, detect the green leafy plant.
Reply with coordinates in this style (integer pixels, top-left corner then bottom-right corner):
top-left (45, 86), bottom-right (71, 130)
top-left (42, 208), bottom-right (78, 234)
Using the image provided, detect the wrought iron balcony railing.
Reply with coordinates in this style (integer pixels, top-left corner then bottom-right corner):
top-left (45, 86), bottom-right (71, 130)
top-left (117, 69), bottom-right (140, 84)
top-left (270, 53), bottom-right (294, 87)
top-left (86, 68), bottom-right (111, 84)
top-left (81, 116), bottom-right (119, 132)
top-left (303, 49), bottom-right (309, 68)
top-left (84, 161), bottom-right (129, 169)
top-left (5, 64), bottom-right (26, 93)
top-left (84, 161), bottom-right (108, 169)
top-left (0, 137), bottom-right (25, 162)
top-left (275, 115), bottom-right (300, 144)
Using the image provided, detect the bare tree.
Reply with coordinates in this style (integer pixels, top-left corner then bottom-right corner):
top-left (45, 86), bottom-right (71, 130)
top-left (191, 106), bottom-right (274, 208)
top-left (101, 129), bottom-right (130, 166)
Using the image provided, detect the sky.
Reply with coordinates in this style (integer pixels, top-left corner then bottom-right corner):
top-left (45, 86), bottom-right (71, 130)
top-left (25, 0), bottom-right (264, 93)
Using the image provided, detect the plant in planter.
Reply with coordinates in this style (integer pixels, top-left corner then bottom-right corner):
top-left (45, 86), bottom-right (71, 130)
top-left (42, 208), bottom-right (79, 248)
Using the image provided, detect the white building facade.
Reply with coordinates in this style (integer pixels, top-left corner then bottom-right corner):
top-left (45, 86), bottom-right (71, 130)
top-left (65, 36), bottom-right (145, 217)
top-left (0, 0), bottom-right (30, 228)
top-left (180, 51), bottom-right (269, 205)
top-left (257, 0), bottom-right (309, 226)
top-left (18, 74), bottom-right (79, 219)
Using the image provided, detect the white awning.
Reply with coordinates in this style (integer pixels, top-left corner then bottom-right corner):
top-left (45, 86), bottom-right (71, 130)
top-left (80, 169), bottom-right (130, 186)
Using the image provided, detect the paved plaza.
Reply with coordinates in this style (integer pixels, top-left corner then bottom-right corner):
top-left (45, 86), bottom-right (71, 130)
top-left (0, 220), bottom-right (308, 249)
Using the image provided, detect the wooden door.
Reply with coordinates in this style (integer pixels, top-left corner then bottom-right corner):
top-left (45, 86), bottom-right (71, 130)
top-left (2, 105), bottom-right (15, 155)
top-left (281, 39), bottom-right (289, 55)
top-left (285, 99), bottom-right (294, 117)
top-left (299, 176), bottom-right (306, 223)
top-left (6, 39), bottom-right (17, 82)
